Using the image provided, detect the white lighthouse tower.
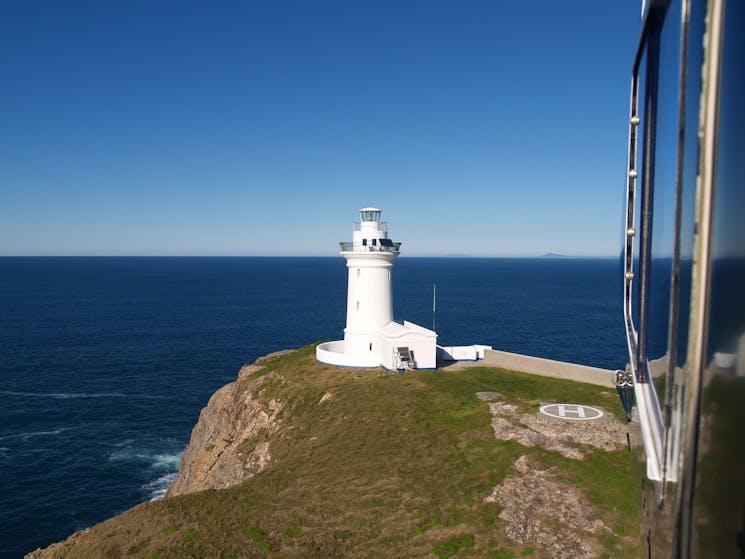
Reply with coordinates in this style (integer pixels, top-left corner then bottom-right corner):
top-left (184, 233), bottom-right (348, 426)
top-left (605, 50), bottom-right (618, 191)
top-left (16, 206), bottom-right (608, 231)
top-left (343, 207), bottom-right (398, 360)
top-left (317, 207), bottom-right (437, 370)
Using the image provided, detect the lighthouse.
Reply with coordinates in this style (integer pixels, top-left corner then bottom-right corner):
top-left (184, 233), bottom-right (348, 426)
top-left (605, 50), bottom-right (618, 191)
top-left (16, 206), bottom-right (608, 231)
top-left (342, 207), bottom-right (398, 358)
top-left (317, 207), bottom-right (437, 370)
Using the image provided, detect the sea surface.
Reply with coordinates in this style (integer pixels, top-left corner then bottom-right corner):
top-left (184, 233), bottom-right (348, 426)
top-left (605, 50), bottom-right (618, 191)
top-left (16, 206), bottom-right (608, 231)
top-left (0, 256), bottom-right (626, 558)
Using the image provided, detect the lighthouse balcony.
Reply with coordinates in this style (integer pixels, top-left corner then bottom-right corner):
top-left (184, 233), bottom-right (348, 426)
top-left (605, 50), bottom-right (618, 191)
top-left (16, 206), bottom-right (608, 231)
top-left (339, 241), bottom-right (401, 253)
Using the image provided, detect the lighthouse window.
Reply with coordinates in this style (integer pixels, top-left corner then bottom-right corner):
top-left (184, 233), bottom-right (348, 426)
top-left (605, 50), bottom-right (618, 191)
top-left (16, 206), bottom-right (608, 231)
top-left (362, 239), bottom-right (367, 246)
top-left (357, 268), bottom-right (360, 277)
top-left (356, 301), bottom-right (359, 311)
top-left (371, 239), bottom-right (377, 246)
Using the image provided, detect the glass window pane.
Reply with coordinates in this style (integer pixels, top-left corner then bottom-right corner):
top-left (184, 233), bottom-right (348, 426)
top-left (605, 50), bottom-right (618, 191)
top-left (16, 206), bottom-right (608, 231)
top-left (674, 0), bottom-right (705, 371)
top-left (707, 0), bottom-right (745, 366)
top-left (692, 1), bottom-right (745, 552)
top-left (646, 0), bottom-right (682, 404)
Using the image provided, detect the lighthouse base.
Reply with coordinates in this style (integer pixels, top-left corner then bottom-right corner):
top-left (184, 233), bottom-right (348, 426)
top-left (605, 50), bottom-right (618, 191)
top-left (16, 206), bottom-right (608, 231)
top-left (316, 321), bottom-right (437, 370)
top-left (316, 340), bottom-right (381, 368)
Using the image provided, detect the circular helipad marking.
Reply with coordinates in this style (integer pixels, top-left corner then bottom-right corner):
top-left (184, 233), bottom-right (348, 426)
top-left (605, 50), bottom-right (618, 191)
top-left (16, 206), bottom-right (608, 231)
top-left (539, 403), bottom-right (604, 421)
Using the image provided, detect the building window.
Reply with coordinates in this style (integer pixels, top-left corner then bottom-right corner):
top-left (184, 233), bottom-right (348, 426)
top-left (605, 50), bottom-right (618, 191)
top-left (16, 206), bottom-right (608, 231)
top-left (356, 301), bottom-right (359, 311)
top-left (369, 343), bottom-right (372, 351)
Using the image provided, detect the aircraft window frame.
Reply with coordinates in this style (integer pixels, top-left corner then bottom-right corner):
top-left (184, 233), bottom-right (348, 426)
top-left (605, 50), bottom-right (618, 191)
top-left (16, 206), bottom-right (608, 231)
top-left (624, 0), bottom-right (689, 488)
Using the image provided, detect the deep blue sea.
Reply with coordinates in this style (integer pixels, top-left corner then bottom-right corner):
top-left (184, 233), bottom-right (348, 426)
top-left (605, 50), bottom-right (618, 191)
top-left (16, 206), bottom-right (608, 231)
top-left (0, 257), bottom-right (626, 558)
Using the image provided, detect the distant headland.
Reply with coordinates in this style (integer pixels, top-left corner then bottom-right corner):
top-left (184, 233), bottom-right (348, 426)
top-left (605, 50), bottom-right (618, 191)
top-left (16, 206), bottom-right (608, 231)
top-left (541, 252), bottom-right (568, 258)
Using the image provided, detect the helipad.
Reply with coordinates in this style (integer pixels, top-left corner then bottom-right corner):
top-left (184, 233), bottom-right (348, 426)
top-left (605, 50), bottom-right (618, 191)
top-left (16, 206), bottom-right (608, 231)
top-left (539, 403), bottom-right (604, 421)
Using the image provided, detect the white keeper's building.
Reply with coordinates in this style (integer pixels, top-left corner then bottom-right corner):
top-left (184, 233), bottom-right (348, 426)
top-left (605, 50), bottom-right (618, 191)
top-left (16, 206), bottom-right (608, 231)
top-left (316, 207), bottom-right (438, 370)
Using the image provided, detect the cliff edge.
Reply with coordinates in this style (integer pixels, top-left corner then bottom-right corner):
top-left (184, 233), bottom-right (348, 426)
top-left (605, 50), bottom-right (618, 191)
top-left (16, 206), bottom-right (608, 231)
top-left (166, 350), bottom-right (293, 497)
top-left (26, 344), bottom-right (639, 559)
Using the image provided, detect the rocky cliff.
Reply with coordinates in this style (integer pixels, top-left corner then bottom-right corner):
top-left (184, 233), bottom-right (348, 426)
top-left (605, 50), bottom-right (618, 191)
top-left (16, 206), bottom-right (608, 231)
top-left (25, 345), bottom-right (640, 558)
top-left (166, 350), bottom-right (294, 497)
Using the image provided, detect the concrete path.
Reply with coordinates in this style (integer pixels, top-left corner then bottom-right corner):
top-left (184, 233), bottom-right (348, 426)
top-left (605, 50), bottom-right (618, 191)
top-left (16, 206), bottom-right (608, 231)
top-left (442, 348), bottom-right (616, 388)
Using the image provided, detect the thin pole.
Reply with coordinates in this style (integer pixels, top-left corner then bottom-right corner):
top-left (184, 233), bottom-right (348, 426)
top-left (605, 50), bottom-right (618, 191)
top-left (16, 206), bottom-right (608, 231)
top-left (432, 284), bottom-right (436, 331)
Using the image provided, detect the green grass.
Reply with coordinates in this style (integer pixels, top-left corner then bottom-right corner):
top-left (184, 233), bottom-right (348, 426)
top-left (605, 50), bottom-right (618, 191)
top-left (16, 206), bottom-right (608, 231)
top-left (411, 515), bottom-right (440, 537)
top-left (433, 533), bottom-right (475, 558)
top-left (244, 524), bottom-right (273, 555)
top-left (162, 525), bottom-right (179, 535)
top-left (282, 526), bottom-right (302, 539)
top-left (488, 550), bottom-right (516, 559)
top-left (126, 539), bottom-right (150, 555)
top-left (183, 529), bottom-right (199, 541)
top-left (37, 344), bottom-right (640, 558)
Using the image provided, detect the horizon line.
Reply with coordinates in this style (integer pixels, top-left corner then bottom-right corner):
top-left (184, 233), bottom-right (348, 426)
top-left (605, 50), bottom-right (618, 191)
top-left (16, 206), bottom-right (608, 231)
top-left (0, 254), bottom-right (619, 259)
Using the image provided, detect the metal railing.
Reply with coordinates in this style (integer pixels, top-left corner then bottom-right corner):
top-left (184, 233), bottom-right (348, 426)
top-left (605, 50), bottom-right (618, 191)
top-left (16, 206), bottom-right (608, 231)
top-left (338, 242), bottom-right (400, 253)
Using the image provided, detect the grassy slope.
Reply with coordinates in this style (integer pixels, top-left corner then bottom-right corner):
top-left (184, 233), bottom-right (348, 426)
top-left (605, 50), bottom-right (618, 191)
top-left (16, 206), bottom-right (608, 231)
top-left (39, 345), bottom-right (639, 559)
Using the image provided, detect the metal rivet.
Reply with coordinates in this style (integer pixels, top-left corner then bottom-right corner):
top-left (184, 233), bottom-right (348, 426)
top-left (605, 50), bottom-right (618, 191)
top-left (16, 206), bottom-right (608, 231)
top-left (627, 228), bottom-right (636, 237)
top-left (629, 169), bottom-right (638, 179)
top-left (631, 116), bottom-right (640, 126)
top-left (625, 272), bottom-right (634, 280)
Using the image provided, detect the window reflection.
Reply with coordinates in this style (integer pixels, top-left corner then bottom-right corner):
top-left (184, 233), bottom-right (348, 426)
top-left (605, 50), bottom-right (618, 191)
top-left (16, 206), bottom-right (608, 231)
top-left (626, 1), bottom-right (683, 389)
top-left (673, 0), bottom-right (705, 371)
top-left (707, 0), bottom-right (745, 372)
top-left (631, 51), bottom-right (647, 354)
top-left (646, 0), bottom-right (682, 406)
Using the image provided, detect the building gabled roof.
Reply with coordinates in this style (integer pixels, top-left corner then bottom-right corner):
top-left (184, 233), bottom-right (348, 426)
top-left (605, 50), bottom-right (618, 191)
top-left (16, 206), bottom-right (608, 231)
top-left (376, 320), bottom-right (437, 339)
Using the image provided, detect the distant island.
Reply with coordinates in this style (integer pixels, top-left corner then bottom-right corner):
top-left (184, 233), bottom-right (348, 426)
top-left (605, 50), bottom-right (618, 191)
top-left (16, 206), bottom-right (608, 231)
top-left (541, 252), bottom-right (568, 258)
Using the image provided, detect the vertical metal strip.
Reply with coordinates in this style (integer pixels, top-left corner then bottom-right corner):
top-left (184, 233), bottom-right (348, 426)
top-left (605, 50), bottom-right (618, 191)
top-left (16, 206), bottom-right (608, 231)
top-left (624, 68), bottom-right (640, 367)
top-left (677, 0), bottom-right (725, 555)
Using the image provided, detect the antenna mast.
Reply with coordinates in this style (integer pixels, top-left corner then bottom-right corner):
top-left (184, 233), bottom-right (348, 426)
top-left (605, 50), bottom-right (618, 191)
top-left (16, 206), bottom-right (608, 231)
top-left (432, 284), bottom-right (436, 331)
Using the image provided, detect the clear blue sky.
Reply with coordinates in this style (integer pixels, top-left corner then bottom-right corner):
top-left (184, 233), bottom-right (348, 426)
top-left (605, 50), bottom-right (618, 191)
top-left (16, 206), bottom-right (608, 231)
top-left (0, 1), bottom-right (640, 257)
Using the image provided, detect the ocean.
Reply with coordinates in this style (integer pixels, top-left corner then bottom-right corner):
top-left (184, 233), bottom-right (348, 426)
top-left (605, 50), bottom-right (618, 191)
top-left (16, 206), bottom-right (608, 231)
top-left (0, 256), bottom-right (626, 558)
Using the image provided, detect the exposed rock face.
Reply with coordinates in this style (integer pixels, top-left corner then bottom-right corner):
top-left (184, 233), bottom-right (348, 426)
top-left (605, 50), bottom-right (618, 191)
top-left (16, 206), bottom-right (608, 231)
top-left (486, 456), bottom-right (610, 559)
top-left (487, 400), bottom-right (626, 459)
top-left (483, 396), bottom-right (626, 558)
top-left (166, 361), bottom-right (285, 497)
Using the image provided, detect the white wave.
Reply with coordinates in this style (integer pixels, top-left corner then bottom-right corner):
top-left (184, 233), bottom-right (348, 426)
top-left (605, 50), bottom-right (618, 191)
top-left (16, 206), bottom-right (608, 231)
top-left (0, 390), bottom-right (127, 399)
top-left (109, 448), bottom-right (182, 465)
top-left (108, 448), bottom-right (151, 463)
top-left (151, 453), bottom-right (182, 471)
top-left (144, 472), bottom-right (178, 501)
top-left (108, 447), bottom-right (182, 500)
top-left (0, 426), bottom-right (81, 442)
